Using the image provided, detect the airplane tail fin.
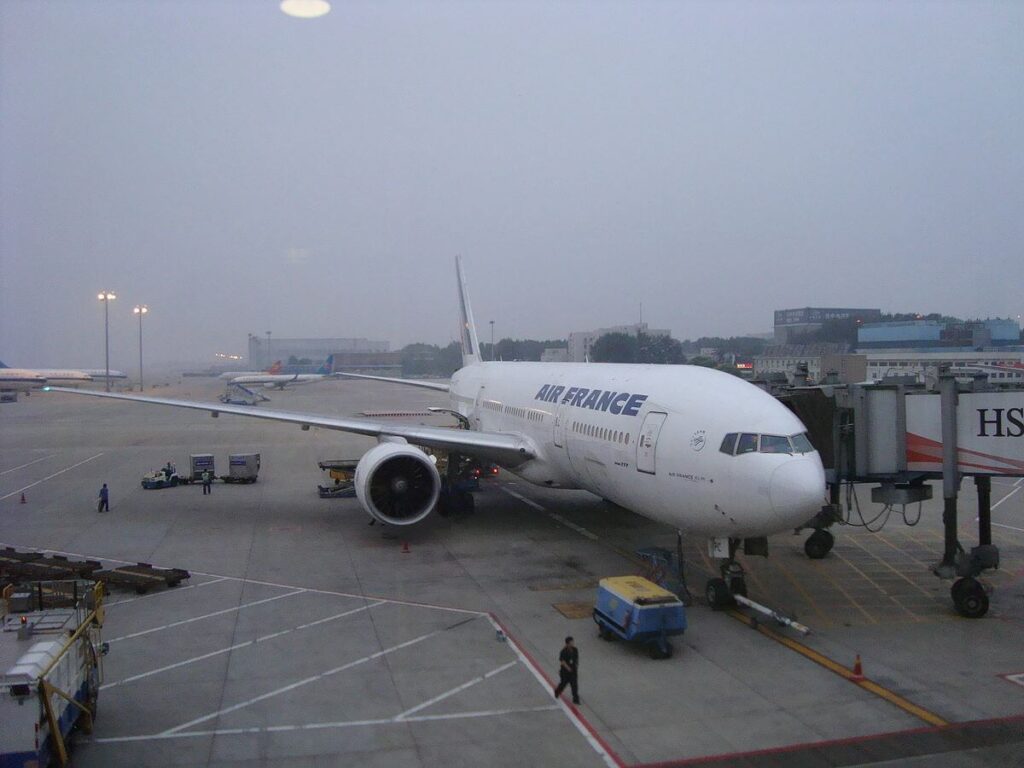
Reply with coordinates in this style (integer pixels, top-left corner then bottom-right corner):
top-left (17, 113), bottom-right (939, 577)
top-left (317, 355), bottom-right (334, 375)
top-left (0, 361), bottom-right (7, 368)
top-left (268, 360), bottom-right (283, 374)
top-left (455, 256), bottom-right (481, 367)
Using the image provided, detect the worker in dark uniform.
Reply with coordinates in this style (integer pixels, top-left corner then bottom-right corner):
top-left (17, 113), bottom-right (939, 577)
top-left (201, 469), bottom-right (212, 495)
top-left (553, 636), bottom-right (580, 704)
top-left (97, 483), bottom-right (109, 513)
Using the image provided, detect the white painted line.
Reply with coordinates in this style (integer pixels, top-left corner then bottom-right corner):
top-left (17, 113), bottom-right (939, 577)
top-left (992, 478), bottom-right (1023, 511)
top-left (0, 543), bottom-right (486, 617)
top-left (102, 600), bottom-right (386, 689)
top-left (161, 617), bottom-right (480, 735)
top-left (502, 487), bottom-right (600, 541)
top-left (395, 660), bottom-right (518, 720)
top-left (484, 614), bottom-right (622, 768)
top-left (93, 705), bottom-right (560, 743)
top-left (992, 522), bottom-right (1024, 533)
top-left (106, 589), bottom-right (306, 643)
top-left (1002, 672), bottom-right (1024, 688)
top-left (0, 455), bottom-right (54, 476)
top-left (0, 453), bottom-right (104, 501)
top-left (104, 577), bottom-right (230, 608)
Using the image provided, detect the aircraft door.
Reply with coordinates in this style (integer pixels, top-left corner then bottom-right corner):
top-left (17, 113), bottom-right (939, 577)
top-left (472, 386), bottom-right (485, 430)
top-left (636, 412), bottom-right (667, 475)
top-left (553, 404), bottom-right (567, 448)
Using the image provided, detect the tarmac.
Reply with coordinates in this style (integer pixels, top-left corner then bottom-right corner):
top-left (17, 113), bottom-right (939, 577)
top-left (1, 377), bottom-right (1022, 767)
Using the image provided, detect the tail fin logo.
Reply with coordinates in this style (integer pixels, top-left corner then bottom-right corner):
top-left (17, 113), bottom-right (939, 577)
top-left (268, 361), bottom-right (283, 374)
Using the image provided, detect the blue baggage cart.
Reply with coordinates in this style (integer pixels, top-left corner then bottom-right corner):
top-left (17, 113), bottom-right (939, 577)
top-left (593, 576), bottom-right (687, 659)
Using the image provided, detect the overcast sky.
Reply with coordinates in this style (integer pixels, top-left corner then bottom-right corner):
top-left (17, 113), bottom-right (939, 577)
top-left (1, 0), bottom-right (1021, 368)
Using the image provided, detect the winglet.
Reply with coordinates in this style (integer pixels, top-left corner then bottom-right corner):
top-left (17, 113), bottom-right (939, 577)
top-left (455, 256), bottom-right (481, 367)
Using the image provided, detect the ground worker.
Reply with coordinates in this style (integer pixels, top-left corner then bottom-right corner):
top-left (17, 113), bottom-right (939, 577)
top-left (554, 636), bottom-right (580, 704)
top-left (97, 483), bottom-right (109, 513)
top-left (202, 469), bottom-right (212, 495)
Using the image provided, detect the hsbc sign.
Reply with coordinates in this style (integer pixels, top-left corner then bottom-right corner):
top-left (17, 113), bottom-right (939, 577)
top-left (907, 393), bottom-right (1024, 475)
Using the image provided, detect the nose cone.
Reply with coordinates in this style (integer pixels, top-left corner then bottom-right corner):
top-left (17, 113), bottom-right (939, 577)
top-left (770, 458), bottom-right (825, 522)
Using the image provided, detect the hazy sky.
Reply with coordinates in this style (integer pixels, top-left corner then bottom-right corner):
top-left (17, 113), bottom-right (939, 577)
top-left (1, 0), bottom-right (1021, 368)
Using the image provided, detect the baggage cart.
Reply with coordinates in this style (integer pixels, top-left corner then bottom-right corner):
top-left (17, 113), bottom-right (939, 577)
top-left (592, 576), bottom-right (687, 659)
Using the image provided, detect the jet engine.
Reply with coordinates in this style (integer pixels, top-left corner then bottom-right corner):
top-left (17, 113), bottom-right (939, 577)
top-left (354, 442), bottom-right (441, 526)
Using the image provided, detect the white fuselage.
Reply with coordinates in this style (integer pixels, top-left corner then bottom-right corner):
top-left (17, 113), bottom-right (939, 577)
top-left (449, 362), bottom-right (825, 538)
top-left (230, 374), bottom-right (328, 389)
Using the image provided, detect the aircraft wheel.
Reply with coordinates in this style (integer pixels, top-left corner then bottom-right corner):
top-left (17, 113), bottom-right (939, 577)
top-left (705, 578), bottom-right (733, 610)
top-left (650, 641), bottom-right (673, 660)
top-left (952, 578), bottom-right (988, 619)
top-left (804, 529), bottom-right (834, 559)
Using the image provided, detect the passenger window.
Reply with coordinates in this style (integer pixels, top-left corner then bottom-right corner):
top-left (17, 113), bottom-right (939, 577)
top-left (759, 435), bottom-right (792, 454)
top-left (790, 433), bottom-right (815, 453)
top-left (719, 433), bottom-right (738, 455)
top-left (736, 433), bottom-right (758, 455)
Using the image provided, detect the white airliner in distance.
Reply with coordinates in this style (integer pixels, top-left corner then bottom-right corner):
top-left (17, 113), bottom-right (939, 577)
top-left (229, 356), bottom-right (338, 390)
top-left (218, 361), bottom-right (284, 380)
top-left (0, 361), bottom-right (94, 390)
top-left (49, 258), bottom-right (828, 606)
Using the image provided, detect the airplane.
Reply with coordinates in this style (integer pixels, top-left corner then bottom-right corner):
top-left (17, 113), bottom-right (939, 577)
top-left (47, 258), bottom-right (827, 607)
top-left (228, 356), bottom-right (337, 390)
top-left (0, 361), bottom-right (93, 389)
top-left (218, 361), bottom-right (284, 380)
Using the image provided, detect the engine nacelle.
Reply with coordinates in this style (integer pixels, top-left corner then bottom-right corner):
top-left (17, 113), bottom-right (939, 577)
top-left (354, 442), bottom-right (441, 526)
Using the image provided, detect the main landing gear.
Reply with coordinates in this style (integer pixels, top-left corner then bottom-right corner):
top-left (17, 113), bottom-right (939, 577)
top-left (705, 538), bottom-right (748, 610)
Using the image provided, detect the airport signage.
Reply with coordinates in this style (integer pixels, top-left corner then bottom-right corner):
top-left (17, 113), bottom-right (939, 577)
top-left (906, 393), bottom-right (1024, 475)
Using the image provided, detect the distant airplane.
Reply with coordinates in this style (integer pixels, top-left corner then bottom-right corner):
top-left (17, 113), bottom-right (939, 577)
top-left (50, 259), bottom-right (828, 607)
top-left (228, 356), bottom-right (337, 390)
top-left (218, 361), bottom-right (284, 381)
top-left (0, 361), bottom-right (93, 389)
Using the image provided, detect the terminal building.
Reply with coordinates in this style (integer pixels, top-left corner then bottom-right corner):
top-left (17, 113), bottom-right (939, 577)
top-left (773, 307), bottom-right (881, 343)
top-left (248, 335), bottom-right (389, 370)
top-left (568, 322), bottom-right (671, 363)
top-left (857, 318), bottom-right (1021, 350)
top-left (753, 343), bottom-right (867, 384)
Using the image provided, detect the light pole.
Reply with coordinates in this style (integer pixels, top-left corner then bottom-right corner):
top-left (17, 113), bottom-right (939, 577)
top-left (265, 331), bottom-right (272, 369)
top-left (97, 291), bottom-right (117, 391)
top-left (489, 320), bottom-right (495, 361)
top-left (133, 305), bottom-right (148, 391)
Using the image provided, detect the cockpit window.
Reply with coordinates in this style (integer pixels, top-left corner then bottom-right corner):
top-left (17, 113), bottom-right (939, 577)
top-left (735, 433), bottom-right (758, 455)
top-left (759, 434), bottom-right (792, 454)
top-left (790, 432), bottom-right (815, 453)
top-left (719, 433), bottom-right (738, 455)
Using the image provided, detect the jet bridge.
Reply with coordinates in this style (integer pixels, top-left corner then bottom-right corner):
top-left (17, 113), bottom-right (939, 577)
top-left (775, 370), bottom-right (1023, 618)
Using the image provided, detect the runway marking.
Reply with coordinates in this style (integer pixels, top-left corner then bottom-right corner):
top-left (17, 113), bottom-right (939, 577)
top-left (727, 610), bottom-right (949, 727)
top-left (847, 535), bottom-right (935, 607)
top-left (825, 550), bottom-right (881, 623)
top-left (992, 522), bottom-right (1024, 533)
top-left (1001, 672), bottom-right (1024, 688)
top-left (102, 601), bottom-right (386, 689)
top-left (502, 487), bottom-right (599, 540)
top-left (769, 557), bottom-right (830, 627)
top-left (160, 615), bottom-right (482, 735)
top-left (395, 660), bottom-right (518, 720)
top-left (104, 577), bottom-right (230, 608)
top-left (106, 589), bottom-right (306, 643)
top-left (92, 705), bottom-right (561, 743)
top-left (486, 613), bottom-right (624, 768)
top-left (0, 453), bottom-right (104, 501)
top-left (992, 478), bottom-right (1023, 511)
top-left (2, 544), bottom-right (486, 617)
top-left (0, 455), bottom-right (54, 476)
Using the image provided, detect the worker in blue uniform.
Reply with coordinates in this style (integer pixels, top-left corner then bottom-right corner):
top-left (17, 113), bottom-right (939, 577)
top-left (97, 483), bottom-right (109, 512)
top-left (553, 636), bottom-right (580, 704)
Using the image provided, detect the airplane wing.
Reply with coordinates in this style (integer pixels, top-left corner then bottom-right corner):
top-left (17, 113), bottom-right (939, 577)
top-left (332, 372), bottom-right (450, 392)
top-left (46, 387), bottom-right (531, 465)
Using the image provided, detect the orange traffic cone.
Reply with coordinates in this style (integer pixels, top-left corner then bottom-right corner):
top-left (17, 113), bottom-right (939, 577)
top-left (401, 541), bottom-right (410, 554)
top-left (20, 492), bottom-right (26, 504)
top-left (851, 654), bottom-right (864, 681)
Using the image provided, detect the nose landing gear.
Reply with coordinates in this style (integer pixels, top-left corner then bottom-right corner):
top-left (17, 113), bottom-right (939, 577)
top-left (804, 529), bottom-right (834, 559)
top-left (705, 538), bottom-right (748, 610)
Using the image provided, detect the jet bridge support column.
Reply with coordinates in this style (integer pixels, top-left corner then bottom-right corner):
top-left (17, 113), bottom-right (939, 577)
top-left (976, 476), bottom-right (992, 547)
top-left (936, 371), bottom-right (960, 577)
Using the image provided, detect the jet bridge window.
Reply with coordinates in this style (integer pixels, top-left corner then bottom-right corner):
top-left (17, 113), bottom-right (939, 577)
top-left (719, 433), bottom-right (738, 455)
top-left (735, 433), bottom-right (758, 455)
top-left (759, 435), bottom-right (792, 454)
